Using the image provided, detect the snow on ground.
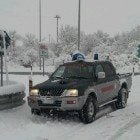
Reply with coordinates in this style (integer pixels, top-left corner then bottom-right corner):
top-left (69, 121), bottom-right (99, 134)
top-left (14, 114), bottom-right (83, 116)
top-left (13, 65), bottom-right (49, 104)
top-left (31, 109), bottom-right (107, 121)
top-left (117, 65), bottom-right (140, 74)
top-left (5, 64), bottom-right (55, 73)
top-left (7, 75), bottom-right (49, 97)
top-left (0, 75), bottom-right (140, 140)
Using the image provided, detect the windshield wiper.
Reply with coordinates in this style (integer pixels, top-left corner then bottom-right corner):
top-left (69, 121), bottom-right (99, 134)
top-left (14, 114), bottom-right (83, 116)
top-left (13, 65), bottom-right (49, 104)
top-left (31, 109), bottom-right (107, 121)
top-left (65, 76), bottom-right (89, 79)
top-left (52, 76), bottom-right (64, 79)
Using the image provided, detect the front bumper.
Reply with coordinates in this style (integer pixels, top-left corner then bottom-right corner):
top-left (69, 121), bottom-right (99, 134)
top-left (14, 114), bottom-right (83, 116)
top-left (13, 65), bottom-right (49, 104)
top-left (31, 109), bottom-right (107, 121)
top-left (27, 95), bottom-right (85, 111)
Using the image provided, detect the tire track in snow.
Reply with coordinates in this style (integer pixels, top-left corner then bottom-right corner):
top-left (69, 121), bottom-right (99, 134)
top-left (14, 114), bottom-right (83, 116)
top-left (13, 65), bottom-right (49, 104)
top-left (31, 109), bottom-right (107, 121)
top-left (109, 116), bottom-right (140, 140)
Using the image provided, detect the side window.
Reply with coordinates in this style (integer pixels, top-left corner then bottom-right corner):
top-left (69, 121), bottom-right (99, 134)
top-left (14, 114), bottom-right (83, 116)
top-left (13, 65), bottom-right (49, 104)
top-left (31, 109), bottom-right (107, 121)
top-left (87, 65), bottom-right (94, 78)
top-left (95, 64), bottom-right (104, 77)
top-left (88, 66), bottom-right (93, 75)
top-left (79, 65), bottom-right (93, 78)
top-left (103, 63), bottom-right (115, 78)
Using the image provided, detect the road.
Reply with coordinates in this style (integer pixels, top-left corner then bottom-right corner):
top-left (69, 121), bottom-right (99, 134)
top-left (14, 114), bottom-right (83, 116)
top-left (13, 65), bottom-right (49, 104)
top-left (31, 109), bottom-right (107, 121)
top-left (0, 75), bottom-right (140, 140)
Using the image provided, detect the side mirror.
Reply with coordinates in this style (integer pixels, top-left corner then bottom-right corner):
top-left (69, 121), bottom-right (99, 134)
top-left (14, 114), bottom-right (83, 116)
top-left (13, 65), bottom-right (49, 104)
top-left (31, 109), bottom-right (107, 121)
top-left (98, 72), bottom-right (105, 79)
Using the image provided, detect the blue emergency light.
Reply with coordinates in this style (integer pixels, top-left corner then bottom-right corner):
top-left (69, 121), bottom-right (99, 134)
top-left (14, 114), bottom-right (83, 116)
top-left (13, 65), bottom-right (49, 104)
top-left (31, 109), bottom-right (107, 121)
top-left (94, 53), bottom-right (99, 60)
top-left (72, 53), bottom-right (85, 61)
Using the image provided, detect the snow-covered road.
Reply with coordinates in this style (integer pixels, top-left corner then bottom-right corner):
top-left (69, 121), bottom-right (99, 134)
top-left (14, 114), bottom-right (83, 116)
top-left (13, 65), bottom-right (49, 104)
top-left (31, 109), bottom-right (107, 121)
top-left (0, 75), bottom-right (140, 140)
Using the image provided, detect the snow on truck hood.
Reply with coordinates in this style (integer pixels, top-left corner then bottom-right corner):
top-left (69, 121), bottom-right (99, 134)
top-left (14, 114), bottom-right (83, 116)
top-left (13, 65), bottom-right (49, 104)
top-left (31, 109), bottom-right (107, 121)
top-left (34, 79), bottom-right (79, 89)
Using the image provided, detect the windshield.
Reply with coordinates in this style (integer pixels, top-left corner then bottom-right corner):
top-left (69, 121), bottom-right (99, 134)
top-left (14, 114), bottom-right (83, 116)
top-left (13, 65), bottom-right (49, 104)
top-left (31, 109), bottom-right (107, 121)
top-left (51, 64), bottom-right (93, 79)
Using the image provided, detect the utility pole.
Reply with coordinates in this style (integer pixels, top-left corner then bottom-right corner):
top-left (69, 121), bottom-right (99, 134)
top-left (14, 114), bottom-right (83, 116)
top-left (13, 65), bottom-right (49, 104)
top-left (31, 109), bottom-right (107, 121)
top-left (0, 30), bottom-right (10, 86)
top-left (3, 32), bottom-right (9, 84)
top-left (78, 0), bottom-right (81, 51)
top-left (39, 0), bottom-right (42, 43)
top-left (49, 34), bottom-right (51, 43)
top-left (0, 33), bottom-right (3, 87)
top-left (0, 53), bottom-right (3, 87)
top-left (39, 0), bottom-right (42, 70)
top-left (54, 15), bottom-right (61, 43)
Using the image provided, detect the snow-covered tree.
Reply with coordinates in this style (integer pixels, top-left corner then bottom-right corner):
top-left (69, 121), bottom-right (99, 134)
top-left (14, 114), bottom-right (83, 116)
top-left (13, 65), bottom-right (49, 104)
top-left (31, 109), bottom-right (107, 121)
top-left (7, 25), bottom-right (140, 71)
top-left (21, 33), bottom-right (39, 65)
top-left (7, 31), bottom-right (23, 63)
top-left (58, 25), bottom-right (78, 55)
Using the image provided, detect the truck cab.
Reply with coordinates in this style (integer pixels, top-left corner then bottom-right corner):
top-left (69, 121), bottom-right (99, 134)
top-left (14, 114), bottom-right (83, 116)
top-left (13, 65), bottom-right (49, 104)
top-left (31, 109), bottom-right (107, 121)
top-left (28, 60), bottom-right (132, 123)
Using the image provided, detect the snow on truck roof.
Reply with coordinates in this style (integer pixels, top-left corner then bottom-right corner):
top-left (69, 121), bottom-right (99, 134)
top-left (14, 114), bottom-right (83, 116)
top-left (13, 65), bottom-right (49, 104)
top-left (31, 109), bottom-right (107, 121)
top-left (62, 60), bottom-right (111, 66)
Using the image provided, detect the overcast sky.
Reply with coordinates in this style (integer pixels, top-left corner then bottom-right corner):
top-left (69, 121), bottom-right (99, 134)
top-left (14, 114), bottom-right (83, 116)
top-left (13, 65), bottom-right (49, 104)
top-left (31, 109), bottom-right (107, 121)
top-left (0, 0), bottom-right (140, 41)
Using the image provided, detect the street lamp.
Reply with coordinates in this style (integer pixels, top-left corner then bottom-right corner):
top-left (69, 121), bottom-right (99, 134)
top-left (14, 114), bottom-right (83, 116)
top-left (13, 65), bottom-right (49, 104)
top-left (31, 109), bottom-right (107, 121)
top-left (0, 30), bottom-right (11, 86)
top-left (78, 0), bottom-right (81, 51)
top-left (39, 0), bottom-right (42, 42)
top-left (39, 0), bottom-right (42, 70)
top-left (54, 15), bottom-right (61, 43)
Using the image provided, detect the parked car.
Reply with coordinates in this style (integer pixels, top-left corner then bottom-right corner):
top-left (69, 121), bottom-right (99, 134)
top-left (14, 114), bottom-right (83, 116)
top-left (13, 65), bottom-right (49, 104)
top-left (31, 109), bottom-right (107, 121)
top-left (28, 60), bottom-right (132, 123)
top-left (22, 63), bottom-right (31, 68)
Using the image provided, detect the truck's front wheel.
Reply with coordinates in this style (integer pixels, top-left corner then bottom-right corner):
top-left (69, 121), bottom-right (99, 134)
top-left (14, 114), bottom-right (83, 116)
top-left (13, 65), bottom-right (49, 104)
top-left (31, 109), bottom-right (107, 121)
top-left (79, 96), bottom-right (97, 123)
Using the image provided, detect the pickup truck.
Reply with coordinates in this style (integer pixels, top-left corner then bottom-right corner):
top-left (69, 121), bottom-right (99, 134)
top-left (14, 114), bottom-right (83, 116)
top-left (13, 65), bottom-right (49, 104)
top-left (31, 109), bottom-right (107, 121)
top-left (28, 60), bottom-right (132, 123)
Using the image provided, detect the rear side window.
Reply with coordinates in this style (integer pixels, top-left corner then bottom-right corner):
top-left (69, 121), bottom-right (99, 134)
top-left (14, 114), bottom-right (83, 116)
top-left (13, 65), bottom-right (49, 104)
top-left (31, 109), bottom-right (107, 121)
top-left (80, 65), bottom-right (93, 78)
top-left (95, 64), bottom-right (104, 77)
top-left (103, 63), bottom-right (115, 78)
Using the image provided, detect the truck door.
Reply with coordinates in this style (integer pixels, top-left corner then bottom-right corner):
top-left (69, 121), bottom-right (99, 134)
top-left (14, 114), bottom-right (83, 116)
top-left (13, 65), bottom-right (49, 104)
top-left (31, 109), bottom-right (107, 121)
top-left (95, 64), bottom-right (110, 103)
top-left (102, 62), bottom-right (118, 99)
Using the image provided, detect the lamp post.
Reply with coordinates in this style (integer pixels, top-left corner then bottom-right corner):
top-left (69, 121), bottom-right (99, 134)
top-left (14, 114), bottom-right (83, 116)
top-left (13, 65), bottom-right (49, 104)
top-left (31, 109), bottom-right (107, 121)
top-left (78, 0), bottom-right (81, 51)
top-left (0, 52), bottom-right (3, 86)
top-left (39, 0), bottom-right (42, 70)
top-left (0, 31), bottom-right (10, 86)
top-left (54, 15), bottom-right (61, 43)
top-left (49, 34), bottom-right (51, 43)
top-left (39, 0), bottom-right (42, 43)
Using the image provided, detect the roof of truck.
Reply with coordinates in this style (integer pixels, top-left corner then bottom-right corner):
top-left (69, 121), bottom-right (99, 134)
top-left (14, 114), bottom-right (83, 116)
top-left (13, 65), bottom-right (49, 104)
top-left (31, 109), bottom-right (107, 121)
top-left (62, 60), bottom-right (111, 66)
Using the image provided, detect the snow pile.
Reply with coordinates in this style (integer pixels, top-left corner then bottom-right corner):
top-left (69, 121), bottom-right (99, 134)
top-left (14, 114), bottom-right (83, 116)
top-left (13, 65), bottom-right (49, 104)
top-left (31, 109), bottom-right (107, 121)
top-left (0, 81), bottom-right (25, 96)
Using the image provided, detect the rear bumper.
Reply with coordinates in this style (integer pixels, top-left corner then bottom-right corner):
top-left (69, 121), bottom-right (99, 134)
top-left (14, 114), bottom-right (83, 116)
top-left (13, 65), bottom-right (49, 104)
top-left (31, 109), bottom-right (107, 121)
top-left (28, 95), bottom-right (85, 111)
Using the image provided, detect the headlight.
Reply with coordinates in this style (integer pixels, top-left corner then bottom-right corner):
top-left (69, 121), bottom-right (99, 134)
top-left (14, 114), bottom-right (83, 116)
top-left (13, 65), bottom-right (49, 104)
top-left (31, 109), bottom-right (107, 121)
top-left (62, 89), bottom-right (78, 97)
top-left (30, 89), bottom-right (39, 96)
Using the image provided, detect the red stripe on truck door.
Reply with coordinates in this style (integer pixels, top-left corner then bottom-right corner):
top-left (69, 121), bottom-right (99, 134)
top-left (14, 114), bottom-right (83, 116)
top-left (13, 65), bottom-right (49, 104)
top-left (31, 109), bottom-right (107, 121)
top-left (101, 85), bottom-right (115, 93)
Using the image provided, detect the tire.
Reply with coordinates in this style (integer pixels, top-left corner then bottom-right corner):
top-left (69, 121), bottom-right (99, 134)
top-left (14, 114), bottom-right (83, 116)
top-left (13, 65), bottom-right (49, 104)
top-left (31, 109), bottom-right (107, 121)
top-left (31, 109), bottom-right (41, 116)
top-left (115, 88), bottom-right (128, 109)
top-left (79, 95), bottom-right (97, 123)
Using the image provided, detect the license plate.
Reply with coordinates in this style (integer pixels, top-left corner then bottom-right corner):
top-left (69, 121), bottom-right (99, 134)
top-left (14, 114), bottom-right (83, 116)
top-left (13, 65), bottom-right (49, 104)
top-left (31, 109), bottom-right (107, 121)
top-left (40, 97), bottom-right (54, 104)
